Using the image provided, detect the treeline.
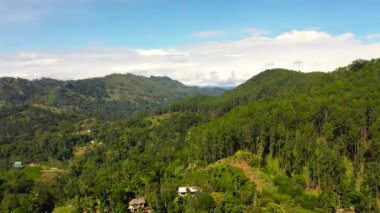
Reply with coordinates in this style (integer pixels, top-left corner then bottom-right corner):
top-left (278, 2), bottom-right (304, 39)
top-left (0, 73), bottom-right (225, 120)
top-left (173, 59), bottom-right (380, 211)
top-left (170, 69), bottom-right (330, 116)
top-left (0, 105), bottom-right (88, 168)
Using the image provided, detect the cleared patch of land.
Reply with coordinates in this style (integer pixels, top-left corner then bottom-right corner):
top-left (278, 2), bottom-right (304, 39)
top-left (210, 152), bottom-right (275, 192)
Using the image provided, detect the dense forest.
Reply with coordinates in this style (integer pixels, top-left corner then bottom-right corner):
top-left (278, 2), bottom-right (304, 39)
top-left (0, 59), bottom-right (380, 212)
top-left (0, 74), bottom-right (224, 120)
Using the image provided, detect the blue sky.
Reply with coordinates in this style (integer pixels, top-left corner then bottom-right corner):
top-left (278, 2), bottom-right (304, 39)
top-left (1, 0), bottom-right (379, 51)
top-left (1, 0), bottom-right (380, 86)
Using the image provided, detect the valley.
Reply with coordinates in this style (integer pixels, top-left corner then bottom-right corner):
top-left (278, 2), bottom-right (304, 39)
top-left (0, 59), bottom-right (380, 212)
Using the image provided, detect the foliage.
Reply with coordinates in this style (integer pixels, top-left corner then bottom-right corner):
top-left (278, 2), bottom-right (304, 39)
top-left (0, 74), bottom-right (225, 120)
top-left (1, 59), bottom-right (380, 212)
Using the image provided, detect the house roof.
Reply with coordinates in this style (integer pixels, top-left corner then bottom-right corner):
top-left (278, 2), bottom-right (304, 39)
top-left (178, 187), bottom-right (187, 193)
top-left (178, 186), bottom-right (198, 193)
top-left (189, 187), bottom-right (198, 193)
top-left (129, 197), bottom-right (146, 206)
top-left (14, 162), bottom-right (24, 167)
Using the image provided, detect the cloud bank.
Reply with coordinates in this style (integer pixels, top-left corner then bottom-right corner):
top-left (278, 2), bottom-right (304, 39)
top-left (1, 30), bottom-right (380, 87)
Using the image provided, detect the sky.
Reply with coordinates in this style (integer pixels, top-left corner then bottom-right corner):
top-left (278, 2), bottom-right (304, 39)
top-left (1, 0), bottom-right (380, 86)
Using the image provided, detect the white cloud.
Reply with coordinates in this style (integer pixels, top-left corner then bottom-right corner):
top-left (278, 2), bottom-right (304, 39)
top-left (366, 33), bottom-right (380, 40)
top-left (223, 54), bottom-right (245, 58)
top-left (192, 31), bottom-right (225, 39)
top-left (243, 28), bottom-right (269, 37)
top-left (275, 30), bottom-right (357, 44)
top-left (1, 30), bottom-right (380, 86)
top-left (136, 49), bottom-right (188, 57)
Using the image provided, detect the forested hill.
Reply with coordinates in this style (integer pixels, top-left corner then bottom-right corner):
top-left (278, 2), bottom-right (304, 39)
top-left (1, 59), bottom-right (380, 212)
top-left (168, 58), bottom-right (380, 211)
top-left (171, 59), bottom-right (378, 116)
top-left (0, 73), bottom-right (224, 119)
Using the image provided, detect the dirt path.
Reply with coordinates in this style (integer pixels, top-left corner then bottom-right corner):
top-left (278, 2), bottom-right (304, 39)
top-left (228, 160), bottom-right (267, 192)
top-left (209, 154), bottom-right (275, 192)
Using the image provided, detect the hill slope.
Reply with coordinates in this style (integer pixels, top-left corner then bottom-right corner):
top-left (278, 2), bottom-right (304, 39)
top-left (171, 65), bottom-right (348, 115)
top-left (1, 59), bottom-right (380, 212)
top-left (174, 58), bottom-right (380, 211)
top-left (0, 73), bottom-right (224, 119)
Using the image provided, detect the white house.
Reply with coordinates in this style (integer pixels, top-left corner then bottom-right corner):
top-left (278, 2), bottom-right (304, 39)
top-left (178, 187), bottom-right (187, 196)
top-left (189, 186), bottom-right (198, 195)
top-left (178, 186), bottom-right (198, 196)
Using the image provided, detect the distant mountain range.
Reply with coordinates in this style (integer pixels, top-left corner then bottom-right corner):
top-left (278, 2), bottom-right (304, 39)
top-left (0, 73), bottom-right (225, 119)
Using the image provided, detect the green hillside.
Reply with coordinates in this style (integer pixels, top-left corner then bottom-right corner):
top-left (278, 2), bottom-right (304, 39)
top-left (171, 59), bottom-right (380, 211)
top-left (0, 73), bottom-right (225, 119)
top-left (1, 59), bottom-right (380, 212)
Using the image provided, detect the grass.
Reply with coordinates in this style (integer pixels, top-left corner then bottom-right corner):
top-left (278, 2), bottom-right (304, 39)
top-left (53, 206), bottom-right (75, 213)
top-left (32, 104), bottom-right (63, 114)
top-left (147, 113), bottom-right (173, 127)
top-left (210, 151), bottom-right (276, 192)
top-left (23, 166), bottom-right (42, 180)
top-left (40, 168), bottom-right (67, 183)
top-left (73, 145), bottom-right (92, 158)
top-left (183, 151), bottom-right (322, 212)
top-left (73, 143), bottom-right (100, 158)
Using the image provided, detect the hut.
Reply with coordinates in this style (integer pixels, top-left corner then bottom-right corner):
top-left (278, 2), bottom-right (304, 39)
top-left (128, 197), bottom-right (151, 213)
top-left (13, 161), bottom-right (24, 169)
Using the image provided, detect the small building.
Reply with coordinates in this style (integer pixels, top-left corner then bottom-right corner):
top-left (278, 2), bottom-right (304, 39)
top-left (178, 186), bottom-right (198, 196)
top-left (189, 186), bottom-right (198, 195)
top-left (178, 187), bottom-right (187, 196)
top-left (14, 161), bottom-right (24, 169)
top-left (128, 197), bottom-right (151, 213)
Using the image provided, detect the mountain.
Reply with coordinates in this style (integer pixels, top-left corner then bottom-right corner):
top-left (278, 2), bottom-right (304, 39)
top-left (172, 59), bottom-right (377, 116)
top-left (1, 59), bottom-right (380, 212)
top-left (0, 73), bottom-right (225, 119)
top-left (168, 58), bottom-right (380, 211)
top-left (171, 68), bottom-right (333, 115)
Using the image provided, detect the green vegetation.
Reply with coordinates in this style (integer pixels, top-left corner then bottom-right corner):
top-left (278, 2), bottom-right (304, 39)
top-left (0, 73), bottom-right (225, 119)
top-left (0, 59), bottom-right (380, 212)
top-left (23, 166), bottom-right (43, 180)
